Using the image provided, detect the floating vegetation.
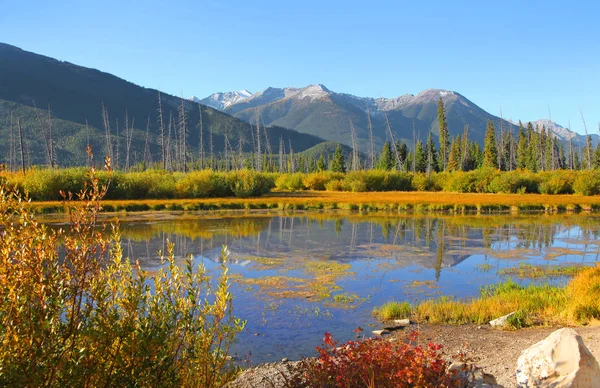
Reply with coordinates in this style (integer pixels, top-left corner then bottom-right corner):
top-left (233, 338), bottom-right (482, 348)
top-left (407, 280), bottom-right (439, 289)
top-left (476, 263), bottom-right (494, 272)
top-left (245, 256), bottom-right (285, 269)
top-left (325, 293), bottom-right (366, 309)
top-left (499, 263), bottom-right (587, 279)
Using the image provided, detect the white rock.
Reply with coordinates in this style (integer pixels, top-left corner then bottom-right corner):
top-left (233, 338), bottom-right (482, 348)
top-left (516, 328), bottom-right (600, 387)
top-left (372, 329), bottom-right (390, 336)
top-left (489, 311), bottom-right (516, 327)
top-left (393, 318), bottom-right (412, 326)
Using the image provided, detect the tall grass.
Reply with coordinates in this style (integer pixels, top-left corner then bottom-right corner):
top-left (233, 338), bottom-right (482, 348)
top-left (2, 168), bottom-right (600, 201)
top-left (373, 265), bottom-right (600, 328)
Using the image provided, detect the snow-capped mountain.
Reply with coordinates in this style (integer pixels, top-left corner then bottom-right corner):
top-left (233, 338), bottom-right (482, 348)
top-left (198, 85), bottom-right (597, 150)
top-left (192, 89), bottom-right (252, 110)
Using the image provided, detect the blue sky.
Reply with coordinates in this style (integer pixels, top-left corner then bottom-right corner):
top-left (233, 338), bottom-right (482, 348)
top-left (1, 0), bottom-right (598, 134)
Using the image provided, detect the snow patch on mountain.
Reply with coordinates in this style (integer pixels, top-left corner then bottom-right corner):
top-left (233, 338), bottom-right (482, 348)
top-left (193, 90), bottom-right (252, 110)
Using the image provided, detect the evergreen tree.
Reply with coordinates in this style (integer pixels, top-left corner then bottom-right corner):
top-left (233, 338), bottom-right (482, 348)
top-left (483, 120), bottom-right (498, 168)
top-left (526, 123), bottom-right (539, 171)
top-left (437, 97), bottom-right (449, 171)
top-left (447, 136), bottom-right (460, 171)
top-left (516, 121), bottom-right (528, 169)
top-left (594, 144), bottom-right (600, 169)
top-left (397, 141), bottom-right (408, 170)
top-left (415, 140), bottom-right (427, 173)
top-left (316, 154), bottom-right (326, 172)
top-left (377, 141), bottom-right (395, 170)
top-left (425, 132), bottom-right (439, 173)
top-left (330, 144), bottom-right (346, 173)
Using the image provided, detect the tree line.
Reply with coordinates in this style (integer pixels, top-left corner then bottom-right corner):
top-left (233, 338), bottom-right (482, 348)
top-left (3, 96), bottom-right (599, 174)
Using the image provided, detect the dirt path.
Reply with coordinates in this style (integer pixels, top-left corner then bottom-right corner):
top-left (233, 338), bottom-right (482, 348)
top-left (229, 324), bottom-right (600, 387)
top-left (394, 324), bottom-right (600, 388)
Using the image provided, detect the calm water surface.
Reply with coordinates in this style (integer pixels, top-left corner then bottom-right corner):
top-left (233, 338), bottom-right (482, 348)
top-left (111, 213), bottom-right (600, 363)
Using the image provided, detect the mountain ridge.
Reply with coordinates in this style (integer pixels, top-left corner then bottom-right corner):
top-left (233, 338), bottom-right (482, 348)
top-left (197, 85), bottom-right (597, 150)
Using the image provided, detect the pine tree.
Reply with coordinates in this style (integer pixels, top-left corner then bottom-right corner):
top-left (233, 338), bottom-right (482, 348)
top-left (437, 97), bottom-right (449, 171)
top-left (397, 141), bottom-right (408, 170)
top-left (330, 144), bottom-right (346, 173)
top-left (516, 121), bottom-right (528, 169)
top-left (316, 154), bottom-right (326, 172)
top-left (483, 120), bottom-right (498, 168)
top-left (447, 136), bottom-right (460, 171)
top-left (415, 140), bottom-right (427, 173)
top-left (526, 123), bottom-right (539, 171)
top-left (425, 132), bottom-right (438, 173)
top-left (377, 141), bottom-right (395, 170)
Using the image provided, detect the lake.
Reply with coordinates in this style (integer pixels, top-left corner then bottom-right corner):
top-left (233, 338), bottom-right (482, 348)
top-left (109, 212), bottom-right (600, 364)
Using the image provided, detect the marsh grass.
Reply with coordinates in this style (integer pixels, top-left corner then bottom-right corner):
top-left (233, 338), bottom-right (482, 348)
top-left (499, 263), bottom-right (587, 279)
top-left (373, 265), bottom-right (600, 328)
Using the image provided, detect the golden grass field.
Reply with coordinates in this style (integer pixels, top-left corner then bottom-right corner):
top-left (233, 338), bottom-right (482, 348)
top-left (29, 190), bottom-right (600, 215)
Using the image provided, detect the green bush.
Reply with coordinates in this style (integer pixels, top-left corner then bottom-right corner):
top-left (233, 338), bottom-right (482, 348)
top-left (275, 173), bottom-right (306, 191)
top-left (228, 169), bottom-right (274, 198)
top-left (538, 171), bottom-right (576, 195)
top-left (175, 170), bottom-right (232, 198)
top-left (573, 170), bottom-right (600, 196)
top-left (0, 173), bottom-right (244, 387)
top-left (325, 179), bottom-right (347, 191)
top-left (488, 170), bottom-right (541, 194)
top-left (303, 172), bottom-right (341, 190)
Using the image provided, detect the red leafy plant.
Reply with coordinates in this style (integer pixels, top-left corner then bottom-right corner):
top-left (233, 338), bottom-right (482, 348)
top-left (293, 331), bottom-right (462, 388)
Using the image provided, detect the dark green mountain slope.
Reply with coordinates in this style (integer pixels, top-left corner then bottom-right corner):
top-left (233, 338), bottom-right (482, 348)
top-left (0, 43), bottom-right (325, 166)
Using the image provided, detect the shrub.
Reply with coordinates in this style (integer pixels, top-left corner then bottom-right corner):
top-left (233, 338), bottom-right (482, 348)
top-left (175, 170), bottom-right (232, 198)
top-left (573, 170), bottom-right (600, 196)
top-left (325, 179), bottom-right (347, 191)
top-left (303, 172), bottom-right (342, 190)
top-left (275, 173), bottom-right (306, 191)
top-left (411, 173), bottom-right (431, 191)
top-left (294, 332), bottom-right (460, 387)
top-left (488, 170), bottom-right (540, 194)
top-left (228, 169), bottom-right (273, 198)
top-left (538, 171), bottom-right (575, 195)
top-left (0, 168), bottom-right (244, 387)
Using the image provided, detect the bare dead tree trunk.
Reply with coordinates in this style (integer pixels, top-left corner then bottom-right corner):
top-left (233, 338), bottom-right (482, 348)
top-left (144, 116), bottom-right (152, 169)
top-left (412, 119), bottom-right (417, 173)
top-left (238, 136), bottom-right (244, 169)
top-left (209, 123), bottom-right (214, 170)
top-left (178, 100), bottom-right (188, 172)
top-left (8, 112), bottom-right (14, 171)
top-left (166, 112), bottom-right (173, 171)
top-left (157, 92), bottom-right (166, 169)
top-left (288, 139), bottom-right (295, 173)
top-left (101, 103), bottom-right (113, 163)
top-left (33, 102), bottom-right (52, 168)
top-left (349, 118), bottom-right (359, 171)
top-left (368, 108), bottom-right (375, 169)
top-left (199, 104), bottom-right (204, 169)
top-left (255, 110), bottom-right (262, 171)
top-left (384, 112), bottom-right (402, 170)
top-left (47, 106), bottom-right (55, 168)
top-left (580, 107), bottom-right (592, 169)
top-left (279, 135), bottom-right (285, 172)
top-left (261, 115), bottom-right (273, 169)
top-left (124, 110), bottom-right (130, 171)
top-left (17, 118), bottom-right (25, 172)
top-left (115, 118), bottom-right (120, 170)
